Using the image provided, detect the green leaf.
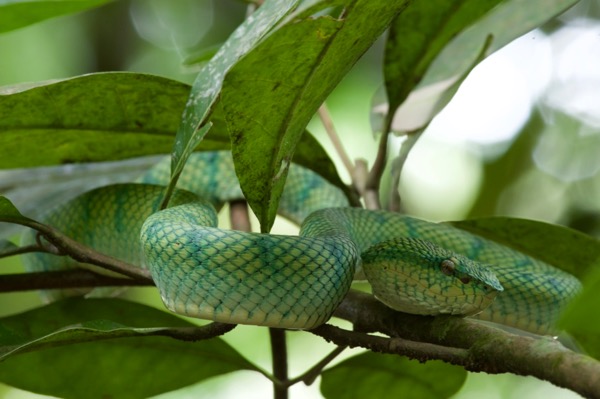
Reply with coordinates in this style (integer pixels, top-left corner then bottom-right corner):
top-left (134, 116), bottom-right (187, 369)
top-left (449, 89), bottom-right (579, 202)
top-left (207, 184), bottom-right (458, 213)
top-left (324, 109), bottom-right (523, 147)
top-left (168, 0), bottom-right (301, 201)
top-left (222, 0), bottom-right (408, 232)
top-left (320, 352), bottom-right (466, 399)
top-left (0, 196), bottom-right (33, 225)
top-left (451, 217), bottom-right (600, 279)
top-left (0, 240), bottom-right (18, 258)
top-left (382, 0), bottom-right (578, 134)
top-left (0, 298), bottom-right (255, 399)
top-left (422, 0), bottom-right (578, 89)
top-left (382, 34), bottom-right (493, 135)
top-left (0, 73), bottom-right (229, 169)
top-left (559, 265), bottom-right (600, 358)
top-left (0, 0), bottom-right (113, 33)
top-left (181, 43), bottom-right (222, 67)
top-left (0, 72), bottom-right (350, 205)
top-left (560, 262), bottom-right (600, 320)
top-left (0, 240), bottom-right (16, 251)
top-left (383, 0), bottom-right (502, 118)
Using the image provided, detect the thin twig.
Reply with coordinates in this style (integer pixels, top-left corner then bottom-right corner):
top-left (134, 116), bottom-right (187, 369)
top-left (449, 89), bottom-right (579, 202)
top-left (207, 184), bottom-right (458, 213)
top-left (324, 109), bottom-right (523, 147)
top-left (30, 226), bottom-right (151, 281)
top-left (0, 243), bottom-right (53, 259)
top-left (352, 158), bottom-right (369, 197)
top-left (285, 345), bottom-right (346, 387)
top-left (0, 270), bottom-right (153, 293)
top-left (3, 211), bottom-right (150, 281)
top-left (318, 104), bottom-right (354, 178)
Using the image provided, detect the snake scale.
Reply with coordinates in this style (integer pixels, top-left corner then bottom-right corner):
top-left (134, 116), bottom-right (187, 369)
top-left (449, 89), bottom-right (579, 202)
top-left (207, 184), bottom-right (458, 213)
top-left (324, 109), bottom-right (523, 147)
top-left (21, 151), bottom-right (582, 334)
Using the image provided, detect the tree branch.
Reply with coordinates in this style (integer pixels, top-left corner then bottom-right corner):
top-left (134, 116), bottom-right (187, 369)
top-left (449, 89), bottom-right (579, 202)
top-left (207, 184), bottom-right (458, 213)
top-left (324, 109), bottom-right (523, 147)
top-left (270, 328), bottom-right (289, 399)
top-left (320, 290), bottom-right (600, 399)
top-left (311, 324), bottom-right (467, 364)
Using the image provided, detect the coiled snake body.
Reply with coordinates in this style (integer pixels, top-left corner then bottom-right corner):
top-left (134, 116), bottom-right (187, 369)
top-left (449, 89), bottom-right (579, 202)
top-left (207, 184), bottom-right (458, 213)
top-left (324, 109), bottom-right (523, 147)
top-left (22, 152), bottom-right (581, 334)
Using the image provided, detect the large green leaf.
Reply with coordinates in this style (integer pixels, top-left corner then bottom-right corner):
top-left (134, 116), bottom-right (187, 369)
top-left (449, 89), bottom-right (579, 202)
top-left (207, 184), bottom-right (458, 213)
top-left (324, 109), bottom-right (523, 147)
top-left (0, 0), bottom-right (112, 33)
top-left (452, 217), bottom-right (600, 279)
top-left (320, 352), bottom-right (466, 399)
top-left (0, 298), bottom-right (255, 399)
top-left (383, 0), bottom-right (502, 119)
top-left (168, 0), bottom-right (301, 201)
top-left (421, 0), bottom-right (578, 89)
top-left (221, 0), bottom-right (409, 232)
top-left (0, 73), bottom-right (349, 198)
top-left (0, 73), bottom-right (226, 169)
top-left (560, 265), bottom-right (600, 359)
top-left (383, 0), bottom-right (577, 134)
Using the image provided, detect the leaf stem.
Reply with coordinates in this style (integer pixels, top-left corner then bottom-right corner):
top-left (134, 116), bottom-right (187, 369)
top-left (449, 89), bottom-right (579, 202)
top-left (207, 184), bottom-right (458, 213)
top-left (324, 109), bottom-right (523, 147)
top-left (389, 130), bottom-right (423, 211)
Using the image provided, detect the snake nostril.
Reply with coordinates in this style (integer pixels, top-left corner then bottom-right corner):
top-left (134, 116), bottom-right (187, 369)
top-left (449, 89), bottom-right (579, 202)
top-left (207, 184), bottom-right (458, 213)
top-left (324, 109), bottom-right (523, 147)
top-left (460, 276), bottom-right (471, 284)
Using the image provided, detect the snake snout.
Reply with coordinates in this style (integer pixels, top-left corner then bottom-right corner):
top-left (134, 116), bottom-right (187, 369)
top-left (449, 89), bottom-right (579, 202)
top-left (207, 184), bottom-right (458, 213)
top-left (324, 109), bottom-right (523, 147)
top-left (361, 237), bottom-right (503, 317)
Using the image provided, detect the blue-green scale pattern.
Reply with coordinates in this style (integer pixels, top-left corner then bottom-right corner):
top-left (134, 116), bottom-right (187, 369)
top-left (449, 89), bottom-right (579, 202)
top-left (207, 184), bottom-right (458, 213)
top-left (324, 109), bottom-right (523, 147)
top-left (142, 206), bottom-right (357, 328)
top-left (21, 152), bottom-right (582, 333)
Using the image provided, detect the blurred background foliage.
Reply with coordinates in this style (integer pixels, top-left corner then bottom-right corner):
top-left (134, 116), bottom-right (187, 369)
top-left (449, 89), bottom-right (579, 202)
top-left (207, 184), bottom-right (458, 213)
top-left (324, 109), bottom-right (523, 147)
top-left (1, 0), bottom-right (599, 398)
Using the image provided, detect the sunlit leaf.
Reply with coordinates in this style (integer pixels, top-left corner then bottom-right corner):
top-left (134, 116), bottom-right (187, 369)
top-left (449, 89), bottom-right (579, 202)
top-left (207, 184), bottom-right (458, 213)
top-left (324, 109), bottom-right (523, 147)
top-left (320, 352), bottom-right (466, 399)
top-left (0, 73), bottom-right (229, 169)
top-left (0, 0), bottom-right (112, 33)
top-left (383, 0), bottom-right (502, 119)
top-left (222, 0), bottom-right (408, 231)
top-left (0, 298), bottom-right (256, 399)
top-left (422, 0), bottom-right (578, 88)
top-left (381, 0), bottom-right (578, 134)
top-left (168, 0), bottom-right (301, 200)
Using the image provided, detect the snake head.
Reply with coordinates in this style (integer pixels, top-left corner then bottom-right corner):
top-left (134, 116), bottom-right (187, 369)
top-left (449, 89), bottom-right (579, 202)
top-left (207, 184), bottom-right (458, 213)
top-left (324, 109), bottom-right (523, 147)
top-left (361, 237), bottom-right (503, 317)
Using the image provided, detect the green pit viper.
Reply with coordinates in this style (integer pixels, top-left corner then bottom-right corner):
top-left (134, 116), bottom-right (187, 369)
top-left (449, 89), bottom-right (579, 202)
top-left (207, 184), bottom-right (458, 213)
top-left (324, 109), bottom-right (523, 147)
top-left (21, 151), bottom-right (582, 334)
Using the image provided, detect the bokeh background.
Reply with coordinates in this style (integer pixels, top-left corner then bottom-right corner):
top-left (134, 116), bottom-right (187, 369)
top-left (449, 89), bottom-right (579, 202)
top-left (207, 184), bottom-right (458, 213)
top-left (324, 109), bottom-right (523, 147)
top-left (1, 0), bottom-right (600, 397)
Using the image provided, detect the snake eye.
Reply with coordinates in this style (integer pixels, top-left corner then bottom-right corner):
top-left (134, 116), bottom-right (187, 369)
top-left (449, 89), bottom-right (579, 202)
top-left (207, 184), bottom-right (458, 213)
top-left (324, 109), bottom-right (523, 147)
top-left (440, 259), bottom-right (455, 276)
